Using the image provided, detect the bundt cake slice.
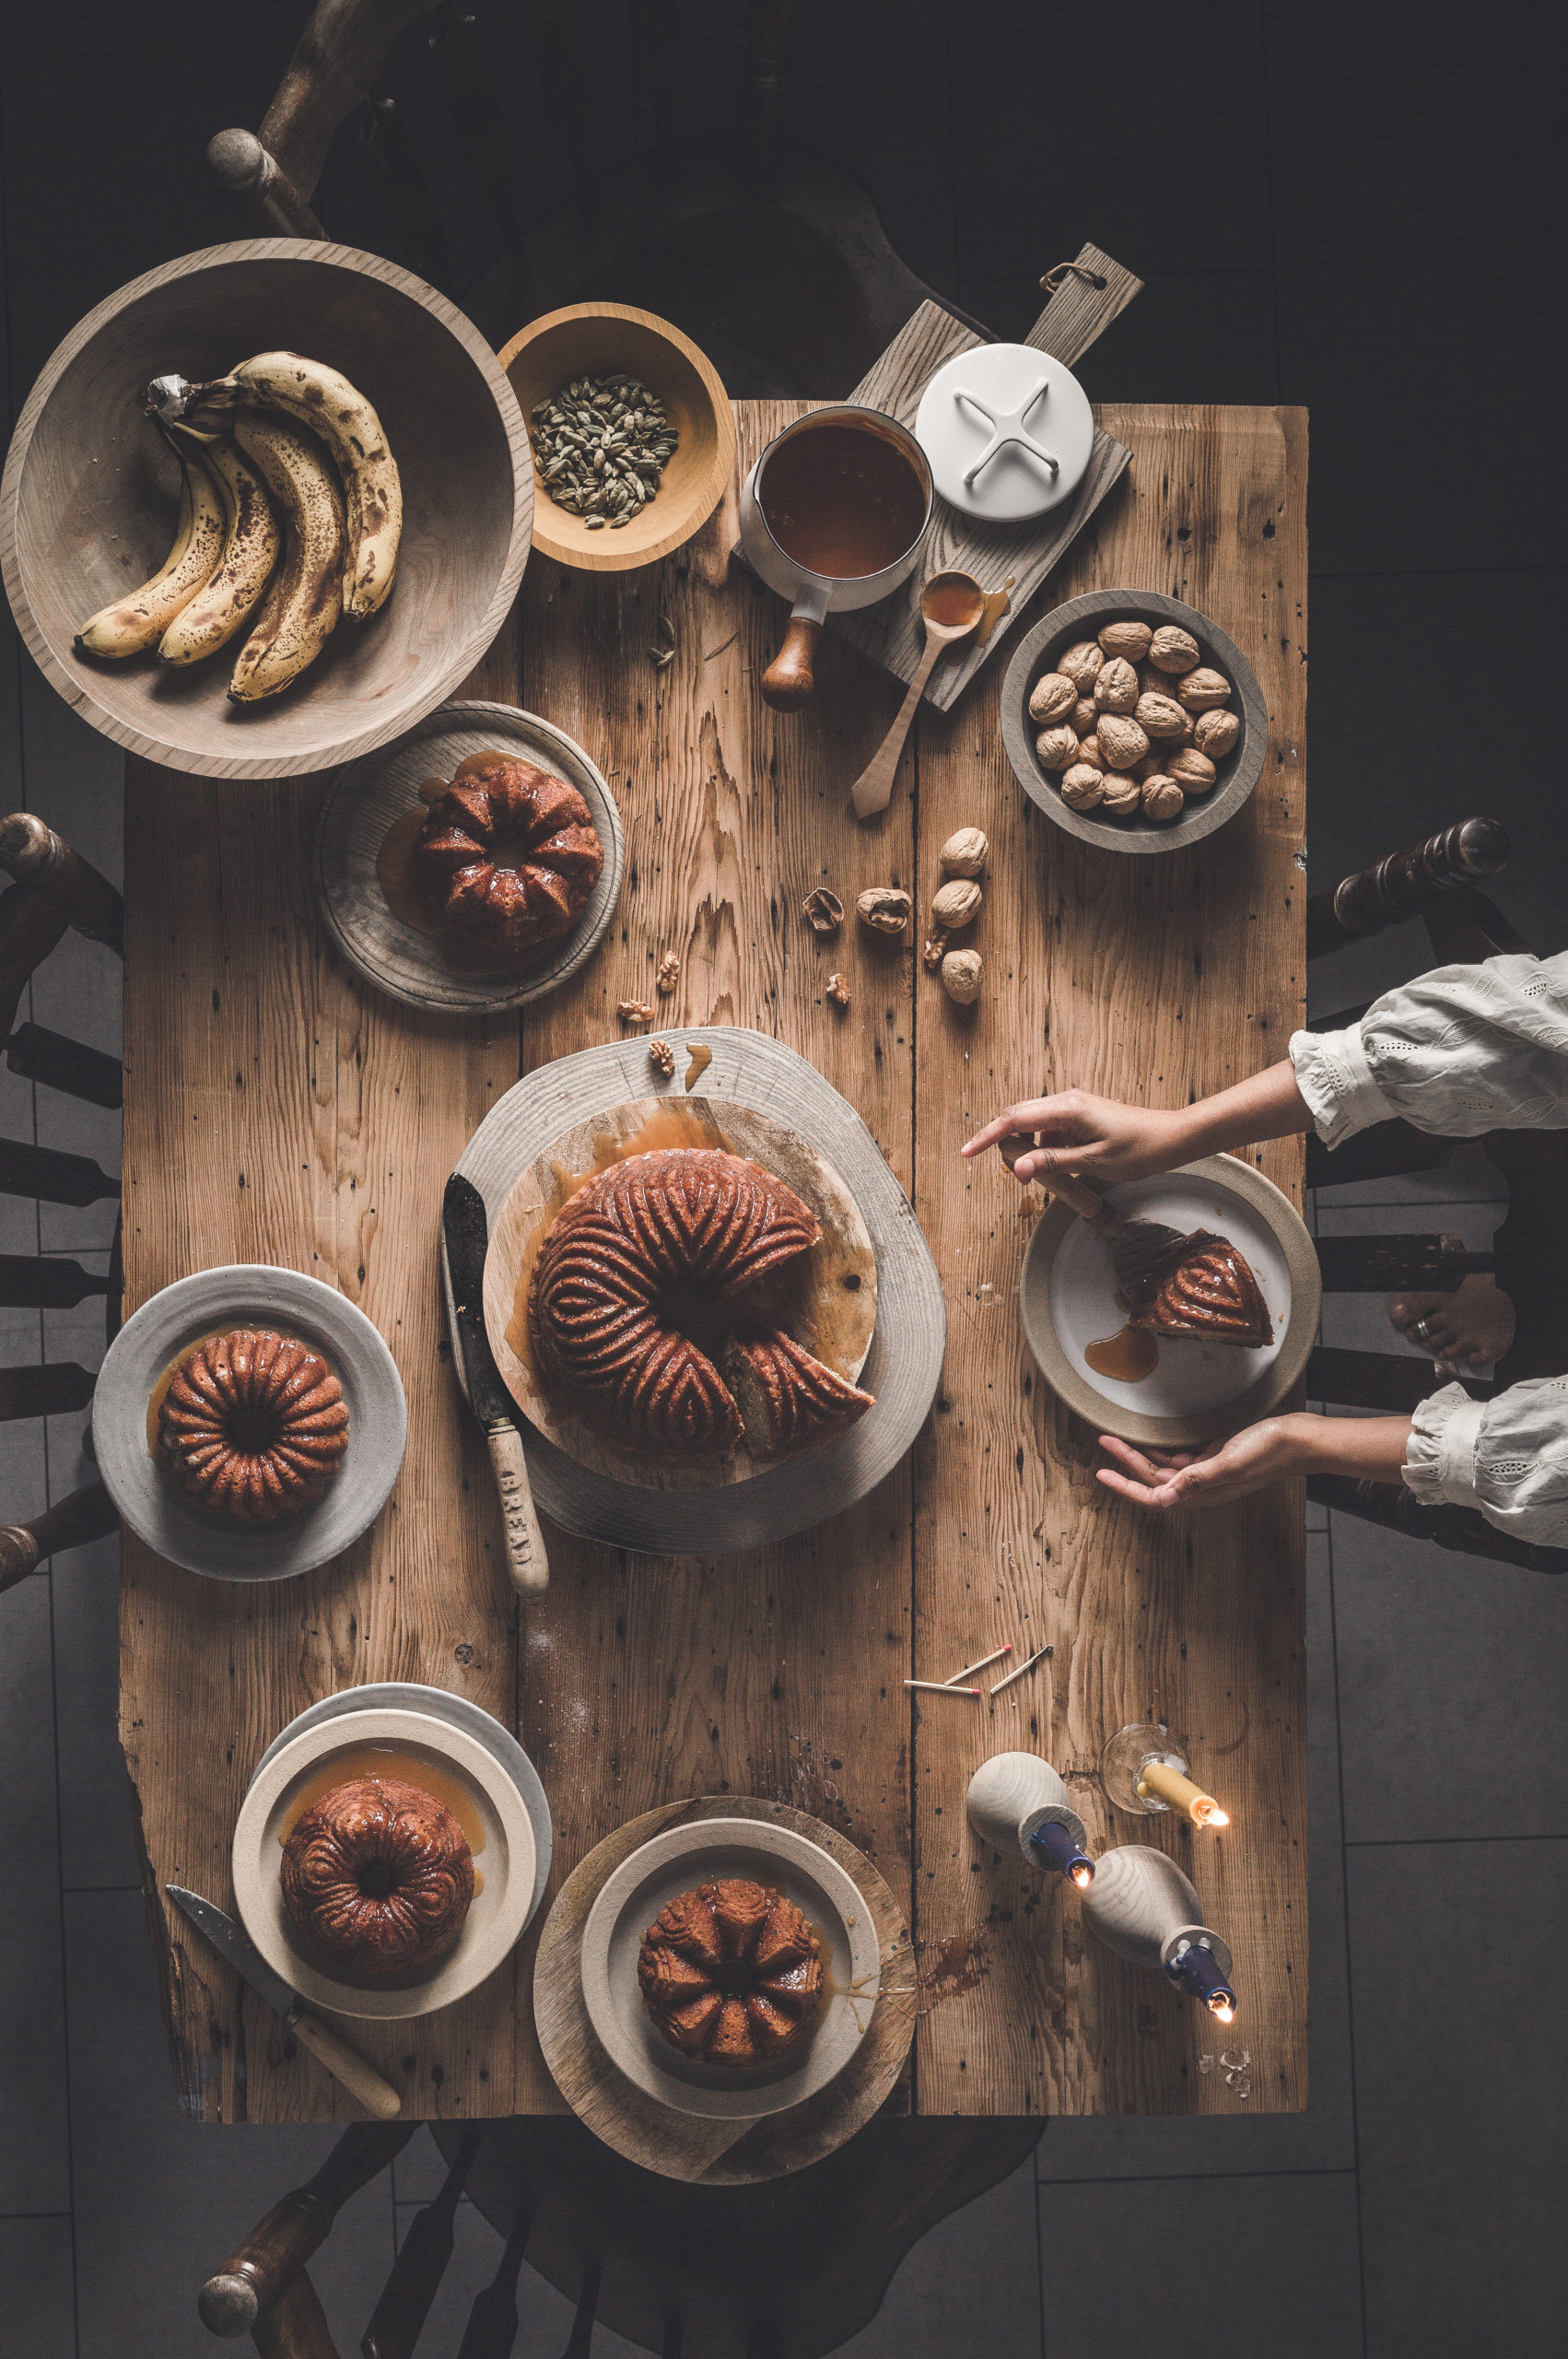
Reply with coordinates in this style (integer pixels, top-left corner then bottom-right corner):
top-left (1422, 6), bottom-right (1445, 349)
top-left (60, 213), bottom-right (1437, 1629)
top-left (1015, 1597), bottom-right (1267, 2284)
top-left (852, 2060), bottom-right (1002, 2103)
top-left (1126, 1233), bottom-right (1272, 1349)
top-left (637, 1878), bottom-right (825, 2067)
top-left (725, 1329), bottom-right (875, 1457)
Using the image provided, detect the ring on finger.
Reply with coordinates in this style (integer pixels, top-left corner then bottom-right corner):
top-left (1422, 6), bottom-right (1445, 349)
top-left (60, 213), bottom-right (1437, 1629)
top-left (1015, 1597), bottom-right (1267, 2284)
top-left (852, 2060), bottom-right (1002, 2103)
top-left (1413, 1316), bottom-right (1433, 1342)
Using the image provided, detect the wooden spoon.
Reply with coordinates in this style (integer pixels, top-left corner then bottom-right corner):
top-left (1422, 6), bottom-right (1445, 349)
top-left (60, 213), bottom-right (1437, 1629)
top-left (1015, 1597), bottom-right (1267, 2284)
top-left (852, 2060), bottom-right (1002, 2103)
top-left (849, 570), bottom-right (985, 819)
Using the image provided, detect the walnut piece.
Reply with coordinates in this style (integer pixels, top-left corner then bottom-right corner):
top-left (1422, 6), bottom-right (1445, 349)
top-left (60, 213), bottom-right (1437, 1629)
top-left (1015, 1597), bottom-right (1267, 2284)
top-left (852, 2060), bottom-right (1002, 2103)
top-left (1035, 724), bottom-right (1080, 772)
top-left (1058, 640), bottom-right (1103, 692)
top-left (656, 951), bottom-right (681, 995)
top-left (939, 827), bottom-right (989, 877)
top-left (1194, 709), bottom-right (1241, 758)
top-left (857, 886), bottom-right (912, 937)
top-left (930, 877), bottom-right (982, 931)
top-left (922, 930), bottom-right (950, 971)
top-left (802, 886), bottom-right (845, 933)
top-left (1027, 671), bottom-right (1077, 724)
top-left (1142, 776), bottom-right (1186, 823)
top-left (825, 971), bottom-right (851, 1006)
top-left (1094, 656), bottom-right (1140, 715)
top-left (1096, 714), bottom-right (1150, 770)
top-left (1148, 625), bottom-right (1200, 675)
top-left (941, 947), bottom-right (983, 1004)
top-left (648, 1037), bottom-right (676, 1075)
top-left (616, 998), bottom-right (657, 1023)
top-left (1098, 619), bottom-right (1153, 662)
top-left (1176, 665), bottom-right (1232, 712)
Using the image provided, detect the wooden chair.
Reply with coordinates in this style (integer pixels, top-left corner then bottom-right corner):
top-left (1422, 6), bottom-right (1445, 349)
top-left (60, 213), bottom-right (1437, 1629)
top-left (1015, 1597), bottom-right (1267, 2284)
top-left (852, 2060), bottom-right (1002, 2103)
top-left (198, 2111), bottom-right (1044, 2355)
top-left (0, 812), bottom-right (124, 1595)
top-left (1302, 815), bottom-right (1568, 1572)
top-left (205, 0), bottom-right (990, 393)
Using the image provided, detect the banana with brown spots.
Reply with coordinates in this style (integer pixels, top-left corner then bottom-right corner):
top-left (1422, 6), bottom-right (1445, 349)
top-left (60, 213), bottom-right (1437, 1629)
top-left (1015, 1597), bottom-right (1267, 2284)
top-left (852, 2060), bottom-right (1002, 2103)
top-left (227, 412), bottom-right (345, 702)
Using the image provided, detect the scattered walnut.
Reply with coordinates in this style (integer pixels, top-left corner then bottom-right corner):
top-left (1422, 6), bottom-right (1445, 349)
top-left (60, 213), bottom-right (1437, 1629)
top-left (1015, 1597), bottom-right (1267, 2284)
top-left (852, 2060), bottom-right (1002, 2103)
top-left (941, 947), bottom-right (983, 1003)
top-left (616, 998), bottom-right (656, 1023)
top-left (1098, 619), bottom-right (1153, 662)
top-left (922, 930), bottom-right (949, 970)
top-left (930, 876), bottom-right (982, 931)
top-left (656, 951), bottom-right (681, 995)
top-left (802, 886), bottom-right (845, 933)
top-left (1058, 640), bottom-right (1104, 692)
top-left (825, 971), bottom-right (851, 1007)
top-left (1027, 671), bottom-right (1077, 724)
top-left (856, 886), bottom-right (912, 937)
top-left (939, 827), bottom-right (989, 877)
top-left (1148, 624), bottom-right (1200, 675)
top-left (1060, 765), bottom-right (1105, 811)
top-left (1167, 747), bottom-right (1218, 792)
top-left (1176, 666), bottom-right (1232, 712)
top-left (1134, 690), bottom-right (1188, 741)
top-left (1142, 776), bottom-right (1187, 823)
top-left (1034, 724), bottom-right (1080, 772)
top-left (1100, 773), bottom-right (1141, 816)
top-left (1096, 713), bottom-right (1150, 770)
top-left (1094, 656), bottom-right (1140, 715)
top-left (1194, 709), bottom-right (1241, 758)
top-left (648, 1037), bottom-right (676, 1075)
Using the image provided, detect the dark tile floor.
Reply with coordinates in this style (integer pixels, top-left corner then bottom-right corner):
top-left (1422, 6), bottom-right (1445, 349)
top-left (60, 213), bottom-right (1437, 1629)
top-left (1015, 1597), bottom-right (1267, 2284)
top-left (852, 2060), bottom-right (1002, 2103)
top-left (2, 5), bottom-right (1562, 2353)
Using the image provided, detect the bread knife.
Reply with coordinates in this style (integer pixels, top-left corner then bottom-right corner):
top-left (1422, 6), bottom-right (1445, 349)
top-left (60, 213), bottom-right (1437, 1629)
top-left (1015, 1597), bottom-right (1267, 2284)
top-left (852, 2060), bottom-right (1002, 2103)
top-left (441, 1170), bottom-right (549, 1591)
top-left (165, 1884), bottom-right (401, 2118)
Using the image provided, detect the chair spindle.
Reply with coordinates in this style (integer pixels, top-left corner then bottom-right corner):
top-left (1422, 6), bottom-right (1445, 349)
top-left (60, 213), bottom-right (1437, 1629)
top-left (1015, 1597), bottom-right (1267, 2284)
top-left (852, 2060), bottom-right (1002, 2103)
top-left (0, 1252), bottom-right (111, 1309)
top-left (360, 2128), bottom-right (479, 2359)
top-left (1306, 1347), bottom-right (1493, 1415)
top-left (252, 2265), bottom-right (341, 2359)
top-left (455, 2195), bottom-right (534, 2359)
top-left (5, 1021), bottom-right (123, 1107)
top-left (0, 1362), bottom-right (97, 1423)
top-left (199, 2123), bottom-right (416, 2337)
top-left (0, 1479), bottom-right (117, 1593)
top-left (0, 812), bottom-right (124, 955)
top-left (1314, 1234), bottom-right (1493, 1294)
top-left (1305, 816), bottom-right (1510, 957)
top-left (0, 1135), bottom-right (119, 1205)
top-left (1307, 1473), bottom-right (1568, 1574)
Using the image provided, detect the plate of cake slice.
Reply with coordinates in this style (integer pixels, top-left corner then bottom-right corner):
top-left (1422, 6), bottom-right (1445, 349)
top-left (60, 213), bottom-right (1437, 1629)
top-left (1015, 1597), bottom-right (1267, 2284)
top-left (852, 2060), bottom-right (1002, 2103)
top-left (1020, 1155), bottom-right (1320, 1448)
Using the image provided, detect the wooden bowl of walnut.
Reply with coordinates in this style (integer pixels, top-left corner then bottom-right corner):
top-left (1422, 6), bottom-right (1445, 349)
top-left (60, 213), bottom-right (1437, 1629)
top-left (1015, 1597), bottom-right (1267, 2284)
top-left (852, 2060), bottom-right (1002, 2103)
top-left (1000, 589), bottom-right (1267, 855)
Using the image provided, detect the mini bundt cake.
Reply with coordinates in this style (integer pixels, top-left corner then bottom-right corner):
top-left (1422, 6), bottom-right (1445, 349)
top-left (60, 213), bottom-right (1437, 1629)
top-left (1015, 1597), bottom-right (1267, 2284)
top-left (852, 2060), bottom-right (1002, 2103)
top-left (156, 1329), bottom-right (349, 1521)
top-left (725, 1329), bottom-right (874, 1456)
top-left (1127, 1234), bottom-right (1272, 1349)
top-left (638, 1879), bottom-right (824, 2066)
top-left (527, 1148), bottom-right (874, 1460)
top-left (414, 752), bottom-right (603, 972)
top-left (281, 1774), bottom-right (475, 1978)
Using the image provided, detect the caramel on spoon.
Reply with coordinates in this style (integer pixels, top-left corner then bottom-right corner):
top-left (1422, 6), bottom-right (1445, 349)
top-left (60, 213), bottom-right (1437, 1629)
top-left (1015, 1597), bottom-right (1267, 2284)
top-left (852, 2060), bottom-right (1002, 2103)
top-left (849, 570), bottom-right (984, 820)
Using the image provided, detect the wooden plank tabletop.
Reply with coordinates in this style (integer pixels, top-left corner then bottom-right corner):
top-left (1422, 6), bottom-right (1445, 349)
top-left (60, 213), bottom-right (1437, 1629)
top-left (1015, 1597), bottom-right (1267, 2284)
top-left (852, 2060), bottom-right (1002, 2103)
top-left (120, 400), bottom-right (1307, 2126)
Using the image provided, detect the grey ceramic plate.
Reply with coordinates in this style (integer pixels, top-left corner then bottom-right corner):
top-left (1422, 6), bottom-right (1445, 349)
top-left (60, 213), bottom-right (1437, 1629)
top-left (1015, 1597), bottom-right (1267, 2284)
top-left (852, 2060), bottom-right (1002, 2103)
top-left (92, 1265), bottom-right (407, 1580)
top-left (1000, 588), bottom-right (1268, 854)
top-left (1019, 1156), bottom-right (1320, 1448)
top-left (579, 1816), bottom-right (881, 2121)
top-left (311, 699), bottom-right (626, 1013)
top-left (251, 1679), bottom-right (552, 1931)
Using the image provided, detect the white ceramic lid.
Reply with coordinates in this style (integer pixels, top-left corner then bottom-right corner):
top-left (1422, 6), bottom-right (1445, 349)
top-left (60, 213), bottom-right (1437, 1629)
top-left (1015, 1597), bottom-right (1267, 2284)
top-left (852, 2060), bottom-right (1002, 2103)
top-left (915, 343), bottom-right (1094, 522)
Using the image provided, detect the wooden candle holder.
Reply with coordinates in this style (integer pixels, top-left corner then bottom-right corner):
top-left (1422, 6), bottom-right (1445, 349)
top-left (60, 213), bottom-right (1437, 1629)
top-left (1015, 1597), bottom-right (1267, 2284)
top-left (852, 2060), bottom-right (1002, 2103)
top-left (966, 1751), bottom-right (1089, 1860)
top-left (1079, 1843), bottom-right (1234, 1987)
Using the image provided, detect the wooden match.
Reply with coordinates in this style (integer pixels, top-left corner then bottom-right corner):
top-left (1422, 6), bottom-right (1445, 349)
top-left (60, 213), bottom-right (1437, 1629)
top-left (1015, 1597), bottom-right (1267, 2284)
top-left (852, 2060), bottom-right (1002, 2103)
top-left (989, 1644), bottom-right (1053, 1698)
top-left (943, 1645), bottom-right (1012, 1685)
top-left (905, 1679), bottom-right (981, 1696)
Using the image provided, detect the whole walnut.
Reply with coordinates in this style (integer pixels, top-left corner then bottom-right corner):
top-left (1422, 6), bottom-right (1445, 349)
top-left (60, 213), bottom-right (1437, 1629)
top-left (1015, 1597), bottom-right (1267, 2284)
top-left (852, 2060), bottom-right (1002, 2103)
top-left (1141, 776), bottom-right (1186, 823)
top-left (1132, 750), bottom-right (1164, 783)
top-left (1027, 671), bottom-right (1077, 724)
top-left (940, 948), bottom-right (983, 1004)
top-left (1059, 765), bottom-right (1105, 811)
top-left (1148, 625), bottom-right (1200, 675)
top-left (1176, 666), bottom-right (1232, 713)
top-left (1058, 640), bottom-right (1103, 692)
top-left (1094, 657), bottom-right (1140, 715)
top-left (1098, 619), bottom-right (1153, 662)
top-left (1100, 773), bottom-right (1141, 816)
top-left (1072, 697), bottom-right (1098, 736)
top-left (1167, 748), bottom-right (1218, 792)
top-left (1195, 709), bottom-right (1241, 758)
top-left (1077, 733), bottom-right (1102, 769)
top-left (931, 877), bottom-right (982, 931)
top-left (1035, 724), bottom-right (1081, 772)
top-left (939, 827), bottom-right (989, 877)
top-left (1095, 714), bottom-right (1150, 771)
top-left (1135, 690), bottom-right (1188, 741)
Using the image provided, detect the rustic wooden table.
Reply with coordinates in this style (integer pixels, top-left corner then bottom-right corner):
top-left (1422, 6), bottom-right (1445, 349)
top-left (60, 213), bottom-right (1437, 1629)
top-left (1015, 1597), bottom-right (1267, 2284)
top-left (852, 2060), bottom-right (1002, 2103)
top-left (122, 399), bottom-right (1308, 2126)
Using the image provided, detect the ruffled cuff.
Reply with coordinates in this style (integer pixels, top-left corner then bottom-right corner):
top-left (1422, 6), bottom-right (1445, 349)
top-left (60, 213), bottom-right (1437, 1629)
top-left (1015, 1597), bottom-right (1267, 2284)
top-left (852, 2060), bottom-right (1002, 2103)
top-left (1288, 1025), bottom-right (1392, 1149)
top-left (1403, 1383), bottom-right (1488, 1510)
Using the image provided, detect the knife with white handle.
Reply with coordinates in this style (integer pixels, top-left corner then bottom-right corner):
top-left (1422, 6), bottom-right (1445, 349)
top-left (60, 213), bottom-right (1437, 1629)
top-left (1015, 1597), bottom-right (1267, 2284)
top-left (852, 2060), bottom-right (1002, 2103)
top-left (166, 1884), bottom-right (401, 2118)
top-left (441, 1170), bottom-right (549, 1592)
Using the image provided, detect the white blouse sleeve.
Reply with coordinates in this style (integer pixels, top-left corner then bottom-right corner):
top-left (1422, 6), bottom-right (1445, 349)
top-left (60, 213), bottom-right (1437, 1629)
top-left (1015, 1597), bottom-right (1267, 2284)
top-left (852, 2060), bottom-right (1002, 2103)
top-left (1404, 1378), bottom-right (1568, 1548)
top-left (1288, 950), bottom-right (1568, 1150)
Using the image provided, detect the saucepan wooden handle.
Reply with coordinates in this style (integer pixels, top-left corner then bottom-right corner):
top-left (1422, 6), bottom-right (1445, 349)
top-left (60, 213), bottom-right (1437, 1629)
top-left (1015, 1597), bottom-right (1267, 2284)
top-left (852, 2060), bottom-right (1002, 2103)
top-left (761, 615), bottom-right (822, 710)
top-left (1045, 1170), bottom-right (1113, 1226)
top-left (486, 1421), bottom-right (549, 1592)
top-left (288, 2013), bottom-right (402, 2118)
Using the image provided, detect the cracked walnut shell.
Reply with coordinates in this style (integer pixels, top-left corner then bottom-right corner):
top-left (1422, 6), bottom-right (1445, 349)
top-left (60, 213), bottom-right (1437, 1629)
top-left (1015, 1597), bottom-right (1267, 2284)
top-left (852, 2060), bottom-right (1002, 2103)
top-left (857, 886), bottom-right (912, 937)
top-left (802, 887), bottom-right (844, 933)
top-left (1027, 671), bottom-right (1077, 724)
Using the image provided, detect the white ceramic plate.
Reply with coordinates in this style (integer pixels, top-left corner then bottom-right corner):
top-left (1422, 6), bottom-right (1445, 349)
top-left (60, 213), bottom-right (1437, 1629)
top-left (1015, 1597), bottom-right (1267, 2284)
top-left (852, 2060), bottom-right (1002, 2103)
top-left (232, 1707), bottom-right (536, 2021)
top-left (579, 1816), bottom-right (882, 2121)
top-left (92, 1265), bottom-right (407, 1581)
top-left (311, 699), bottom-right (625, 1014)
top-left (250, 1681), bottom-right (552, 1935)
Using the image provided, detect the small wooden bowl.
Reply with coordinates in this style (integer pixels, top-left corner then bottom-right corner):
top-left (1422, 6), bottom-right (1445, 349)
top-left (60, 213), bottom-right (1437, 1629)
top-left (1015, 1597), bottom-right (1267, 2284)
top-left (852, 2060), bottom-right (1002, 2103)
top-left (1000, 588), bottom-right (1267, 855)
top-left (0, 240), bottom-right (532, 780)
top-left (498, 302), bottom-right (734, 571)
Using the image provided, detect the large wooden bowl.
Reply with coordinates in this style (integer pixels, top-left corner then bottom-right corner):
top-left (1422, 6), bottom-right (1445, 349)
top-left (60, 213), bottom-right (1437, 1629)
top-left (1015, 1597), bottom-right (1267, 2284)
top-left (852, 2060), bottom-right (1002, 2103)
top-left (0, 240), bottom-right (532, 780)
top-left (498, 302), bottom-right (733, 572)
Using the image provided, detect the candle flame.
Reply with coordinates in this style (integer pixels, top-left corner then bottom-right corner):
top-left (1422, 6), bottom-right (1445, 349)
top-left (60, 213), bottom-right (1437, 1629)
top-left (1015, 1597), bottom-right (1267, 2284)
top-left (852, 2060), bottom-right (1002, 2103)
top-left (1071, 1863), bottom-right (1093, 1888)
top-left (1209, 1997), bottom-right (1235, 2023)
top-left (1197, 1803), bottom-right (1231, 1828)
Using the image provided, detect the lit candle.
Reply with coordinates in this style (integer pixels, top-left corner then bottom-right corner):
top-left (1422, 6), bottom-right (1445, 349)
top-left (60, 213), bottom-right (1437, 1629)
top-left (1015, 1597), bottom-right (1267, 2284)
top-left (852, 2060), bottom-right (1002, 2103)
top-left (1164, 1935), bottom-right (1238, 2021)
top-left (1028, 1821), bottom-right (1095, 1887)
top-left (1136, 1757), bottom-right (1230, 1829)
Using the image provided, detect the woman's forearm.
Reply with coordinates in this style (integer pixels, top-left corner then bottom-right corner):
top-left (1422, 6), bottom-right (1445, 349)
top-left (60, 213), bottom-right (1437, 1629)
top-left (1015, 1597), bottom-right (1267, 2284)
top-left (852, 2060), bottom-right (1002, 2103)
top-left (1282, 1412), bottom-right (1412, 1486)
top-left (1169, 1059), bottom-right (1314, 1162)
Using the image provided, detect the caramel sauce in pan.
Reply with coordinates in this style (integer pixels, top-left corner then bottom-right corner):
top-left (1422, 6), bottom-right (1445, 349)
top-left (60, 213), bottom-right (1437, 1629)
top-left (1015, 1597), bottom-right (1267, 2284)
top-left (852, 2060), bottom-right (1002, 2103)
top-left (374, 757), bottom-right (554, 976)
top-left (759, 421), bottom-right (927, 580)
top-left (1084, 1324), bottom-right (1160, 1383)
top-left (145, 1328), bottom-right (333, 1464)
top-left (278, 1742), bottom-right (486, 1894)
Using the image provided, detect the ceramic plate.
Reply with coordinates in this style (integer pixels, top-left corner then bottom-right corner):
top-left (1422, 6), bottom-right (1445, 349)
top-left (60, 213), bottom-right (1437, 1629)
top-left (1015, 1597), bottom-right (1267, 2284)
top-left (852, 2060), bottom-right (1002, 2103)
top-left (92, 1265), bottom-right (407, 1581)
top-left (311, 699), bottom-right (626, 1013)
top-left (1020, 1156), bottom-right (1320, 1448)
top-left (232, 1706), bottom-right (536, 2021)
top-left (251, 1680), bottom-right (552, 1933)
top-left (579, 1817), bottom-right (882, 2121)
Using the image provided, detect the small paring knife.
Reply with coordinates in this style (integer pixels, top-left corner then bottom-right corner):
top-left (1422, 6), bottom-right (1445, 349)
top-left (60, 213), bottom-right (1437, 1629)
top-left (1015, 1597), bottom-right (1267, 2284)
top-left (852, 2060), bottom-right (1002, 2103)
top-left (441, 1170), bottom-right (549, 1593)
top-left (165, 1884), bottom-right (401, 2119)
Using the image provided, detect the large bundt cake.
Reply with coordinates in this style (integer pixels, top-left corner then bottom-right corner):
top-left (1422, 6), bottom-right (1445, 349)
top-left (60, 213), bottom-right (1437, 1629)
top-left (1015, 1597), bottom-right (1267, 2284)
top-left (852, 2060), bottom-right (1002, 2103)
top-left (1127, 1233), bottom-right (1272, 1349)
top-left (281, 1774), bottom-right (475, 1978)
top-left (526, 1147), bottom-right (873, 1460)
top-left (414, 752), bottom-right (603, 972)
top-left (156, 1329), bottom-right (349, 1521)
top-left (637, 1879), bottom-right (825, 2066)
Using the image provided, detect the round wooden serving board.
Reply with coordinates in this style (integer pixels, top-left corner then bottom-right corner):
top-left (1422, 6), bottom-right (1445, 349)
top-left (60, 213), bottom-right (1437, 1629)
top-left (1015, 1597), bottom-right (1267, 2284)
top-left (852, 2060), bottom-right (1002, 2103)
top-left (532, 1797), bottom-right (913, 2184)
top-left (311, 700), bottom-right (625, 1014)
top-left (482, 1096), bottom-right (876, 1491)
top-left (445, 1028), bottom-right (945, 1555)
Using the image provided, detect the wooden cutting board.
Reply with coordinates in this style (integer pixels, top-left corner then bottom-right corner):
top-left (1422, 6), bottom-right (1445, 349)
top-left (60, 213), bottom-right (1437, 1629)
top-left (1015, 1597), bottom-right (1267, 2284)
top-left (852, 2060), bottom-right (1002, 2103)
top-left (826, 242), bottom-right (1141, 709)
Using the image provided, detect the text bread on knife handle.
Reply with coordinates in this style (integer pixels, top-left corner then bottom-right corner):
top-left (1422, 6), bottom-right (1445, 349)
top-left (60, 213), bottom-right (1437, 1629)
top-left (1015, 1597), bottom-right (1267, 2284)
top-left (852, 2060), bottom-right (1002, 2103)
top-left (441, 1170), bottom-right (549, 1592)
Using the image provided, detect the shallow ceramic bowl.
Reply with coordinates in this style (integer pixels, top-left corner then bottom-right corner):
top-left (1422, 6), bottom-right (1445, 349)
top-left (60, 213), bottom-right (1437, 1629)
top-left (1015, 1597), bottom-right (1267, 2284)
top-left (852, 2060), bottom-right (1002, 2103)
top-left (0, 240), bottom-right (532, 779)
top-left (1019, 1156), bottom-right (1320, 1449)
top-left (92, 1264), bottom-right (406, 1580)
top-left (579, 1816), bottom-right (881, 2120)
top-left (1000, 588), bottom-right (1267, 854)
top-left (232, 1707), bottom-right (536, 2021)
top-left (499, 302), bottom-right (734, 571)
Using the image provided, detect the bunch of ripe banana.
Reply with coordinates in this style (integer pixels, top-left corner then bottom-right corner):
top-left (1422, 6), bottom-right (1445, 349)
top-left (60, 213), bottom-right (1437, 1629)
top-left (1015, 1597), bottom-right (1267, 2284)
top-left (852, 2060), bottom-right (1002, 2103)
top-left (75, 351), bottom-right (403, 703)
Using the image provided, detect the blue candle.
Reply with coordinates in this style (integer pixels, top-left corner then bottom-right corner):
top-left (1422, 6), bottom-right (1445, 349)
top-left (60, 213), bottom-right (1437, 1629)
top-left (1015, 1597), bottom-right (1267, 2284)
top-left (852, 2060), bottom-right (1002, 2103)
top-left (1028, 1821), bottom-right (1094, 1886)
top-left (1164, 1936), bottom-right (1237, 2021)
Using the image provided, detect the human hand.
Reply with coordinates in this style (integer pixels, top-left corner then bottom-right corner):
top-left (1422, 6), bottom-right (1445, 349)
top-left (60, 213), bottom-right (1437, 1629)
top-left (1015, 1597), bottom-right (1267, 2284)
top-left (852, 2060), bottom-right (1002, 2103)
top-left (961, 1090), bottom-right (1194, 1187)
top-left (1094, 1418), bottom-right (1309, 1511)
